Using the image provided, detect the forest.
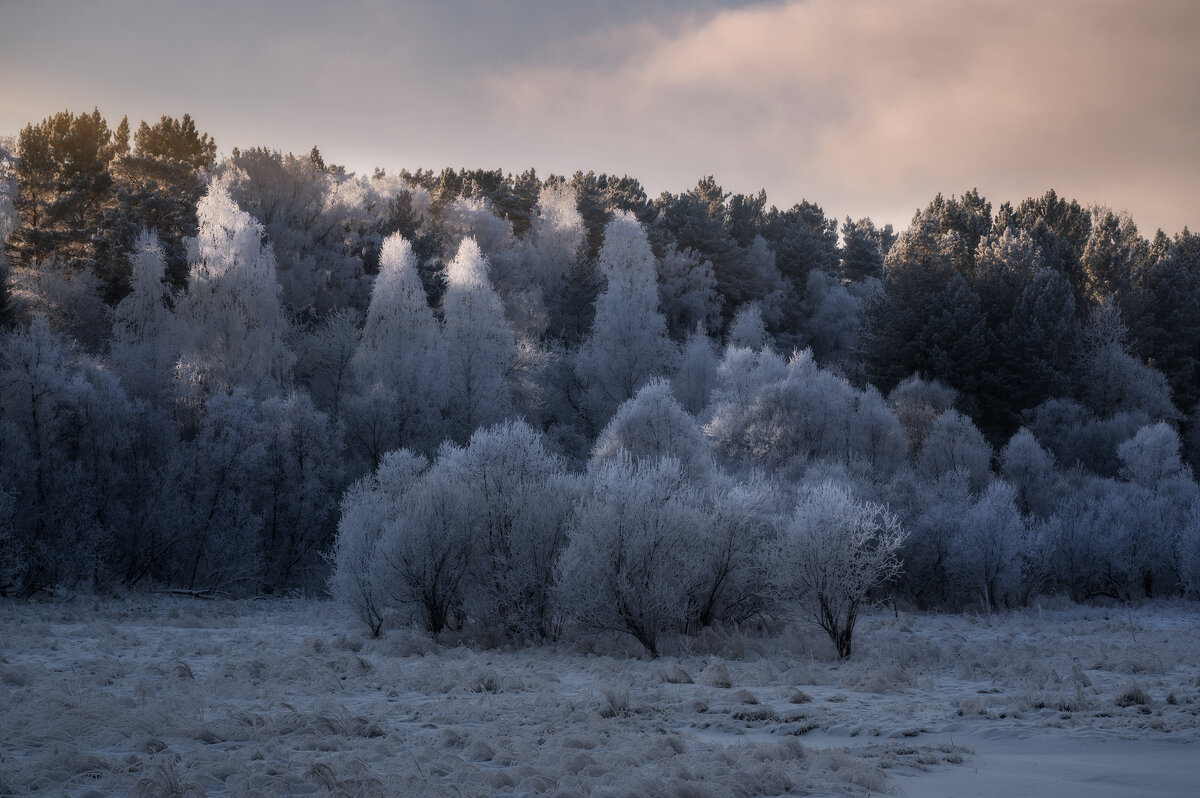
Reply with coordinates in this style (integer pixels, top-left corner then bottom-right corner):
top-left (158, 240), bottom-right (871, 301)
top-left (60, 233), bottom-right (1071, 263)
top-left (2, 108), bottom-right (1199, 657)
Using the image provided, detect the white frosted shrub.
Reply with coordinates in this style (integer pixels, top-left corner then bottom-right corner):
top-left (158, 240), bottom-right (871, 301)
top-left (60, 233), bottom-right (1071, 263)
top-left (779, 481), bottom-right (906, 659)
top-left (591, 378), bottom-right (714, 485)
top-left (329, 449), bottom-right (428, 636)
top-left (556, 455), bottom-right (704, 656)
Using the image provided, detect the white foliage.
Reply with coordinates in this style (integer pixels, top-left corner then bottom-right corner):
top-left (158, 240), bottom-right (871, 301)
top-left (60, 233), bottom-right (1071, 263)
top-left (526, 181), bottom-right (585, 291)
top-left (1118, 422), bottom-right (1187, 487)
top-left (706, 350), bottom-right (905, 479)
top-left (591, 378), bottom-right (714, 485)
top-left (221, 152), bottom-right (370, 312)
top-left (916, 409), bottom-right (992, 492)
top-left (442, 196), bottom-right (515, 258)
top-left (1000, 427), bottom-right (1058, 517)
top-left (176, 182), bottom-right (294, 400)
top-left (779, 481), bottom-right (905, 658)
top-left (708, 345), bottom-right (789, 416)
top-left (575, 212), bottom-right (677, 431)
top-left (441, 238), bottom-right (516, 441)
top-left (689, 473), bottom-right (781, 628)
top-left (1080, 301), bottom-right (1178, 423)
top-left (347, 234), bottom-right (444, 460)
top-left (946, 480), bottom-right (1028, 610)
top-left (10, 256), bottom-right (109, 346)
top-left (110, 231), bottom-right (185, 402)
top-left (0, 316), bottom-right (133, 594)
top-left (727, 303), bottom-right (770, 351)
top-left (556, 455), bottom-right (705, 656)
top-left (329, 449), bottom-right (428, 636)
top-left (371, 456), bottom-right (475, 635)
top-left (672, 323), bottom-right (720, 416)
top-left (801, 269), bottom-right (866, 364)
top-left (438, 420), bottom-right (576, 639)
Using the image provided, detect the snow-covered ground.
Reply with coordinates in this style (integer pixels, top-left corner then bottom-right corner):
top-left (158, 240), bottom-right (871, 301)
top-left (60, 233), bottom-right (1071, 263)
top-left (1, 598), bottom-right (1197, 796)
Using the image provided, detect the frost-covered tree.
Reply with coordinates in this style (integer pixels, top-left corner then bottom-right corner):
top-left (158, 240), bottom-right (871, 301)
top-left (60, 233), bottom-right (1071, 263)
top-left (1080, 207), bottom-right (1147, 304)
top-left (175, 182), bottom-right (293, 402)
top-left (574, 212), bottom-right (677, 432)
top-left (294, 307), bottom-right (361, 416)
top-left (0, 316), bottom-right (135, 595)
top-left (372, 454), bottom-right (475, 636)
top-left (727, 303), bottom-right (770, 351)
top-left (689, 475), bottom-right (780, 629)
top-left (439, 421), bottom-right (576, 639)
top-left (916, 409), bottom-right (992, 492)
top-left (1023, 397), bottom-right (1149, 476)
top-left (591, 378), bottom-right (714, 485)
top-left (1117, 422), bottom-right (1187, 487)
top-left (895, 470), bottom-right (973, 607)
top-left (441, 195), bottom-right (515, 259)
top-left (1000, 427), bottom-right (1059, 517)
top-left (886, 375), bottom-right (958, 454)
top-left (1079, 300), bottom-right (1177, 423)
top-left (779, 481), bottom-right (905, 658)
top-left (329, 449), bottom-right (428, 636)
top-left (153, 390), bottom-right (266, 592)
top-left (556, 455), bottom-right (704, 656)
top-left (800, 269), bottom-right (870, 365)
top-left (656, 244), bottom-right (721, 339)
top-left (671, 322), bottom-right (719, 416)
top-left (521, 180), bottom-right (586, 338)
top-left (109, 230), bottom-right (185, 403)
top-left (9, 254), bottom-right (109, 347)
top-left (256, 392), bottom-right (345, 587)
top-left (1178, 503), bottom-right (1200, 598)
top-left (946, 480), bottom-right (1028, 611)
top-left (0, 143), bottom-right (17, 325)
top-left (441, 237), bottom-right (516, 442)
top-left (223, 147), bottom-right (369, 313)
top-left (347, 234), bottom-right (444, 462)
top-left (707, 350), bottom-right (905, 480)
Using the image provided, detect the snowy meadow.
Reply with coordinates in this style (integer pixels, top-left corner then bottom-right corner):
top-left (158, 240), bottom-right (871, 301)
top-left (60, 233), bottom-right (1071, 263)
top-left (3, 598), bottom-right (1199, 796)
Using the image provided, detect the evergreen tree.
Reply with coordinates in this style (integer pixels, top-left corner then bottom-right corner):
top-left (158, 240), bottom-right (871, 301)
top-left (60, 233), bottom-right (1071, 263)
top-left (6, 109), bottom-right (125, 274)
top-left (441, 237), bottom-right (516, 442)
top-left (1128, 229), bottom-right (1200, 412)
top-left (839, 216), bottom-right (889, 282)
top-left (574, 212), bottom-right (677, 433)
top-left (101, 114), bottom-right (217, 295)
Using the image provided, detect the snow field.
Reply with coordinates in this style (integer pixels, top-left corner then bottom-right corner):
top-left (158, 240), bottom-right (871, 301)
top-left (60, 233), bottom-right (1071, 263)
top-left (1, 597), bottom-right (1198, 796)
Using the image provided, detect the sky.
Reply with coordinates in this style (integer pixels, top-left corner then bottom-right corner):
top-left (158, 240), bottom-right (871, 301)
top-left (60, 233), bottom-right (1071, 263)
top-left (3, 0), bottom-right (1198, 235)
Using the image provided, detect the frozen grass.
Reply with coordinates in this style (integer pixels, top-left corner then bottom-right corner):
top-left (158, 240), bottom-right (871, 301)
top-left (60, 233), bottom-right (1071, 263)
top-left (1, 598), bottom-right (1198, 796)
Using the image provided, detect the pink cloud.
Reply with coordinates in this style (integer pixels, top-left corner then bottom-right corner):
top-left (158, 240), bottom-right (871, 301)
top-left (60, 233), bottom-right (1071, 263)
top-left (488, 0), bottom-right (1200, 233)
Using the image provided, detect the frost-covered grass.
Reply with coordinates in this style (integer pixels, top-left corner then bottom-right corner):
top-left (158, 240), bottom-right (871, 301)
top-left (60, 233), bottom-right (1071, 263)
top-left (2, 598), bottom-right (1198, 796)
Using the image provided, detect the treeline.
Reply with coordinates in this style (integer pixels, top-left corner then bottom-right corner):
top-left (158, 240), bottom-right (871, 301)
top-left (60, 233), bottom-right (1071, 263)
top-left (1, 110), bottom-right (1199, 645)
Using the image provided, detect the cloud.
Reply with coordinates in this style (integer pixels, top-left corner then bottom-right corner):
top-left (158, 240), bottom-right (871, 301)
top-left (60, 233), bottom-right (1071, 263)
top-left (486, 0), bottom-right (1200, 233)
top-left (3, 0), bottom-right (1196, 234)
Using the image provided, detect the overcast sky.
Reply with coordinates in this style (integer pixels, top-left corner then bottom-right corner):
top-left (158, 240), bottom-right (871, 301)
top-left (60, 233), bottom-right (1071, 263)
top-left (3, 0), bottom-right (1198, 235)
